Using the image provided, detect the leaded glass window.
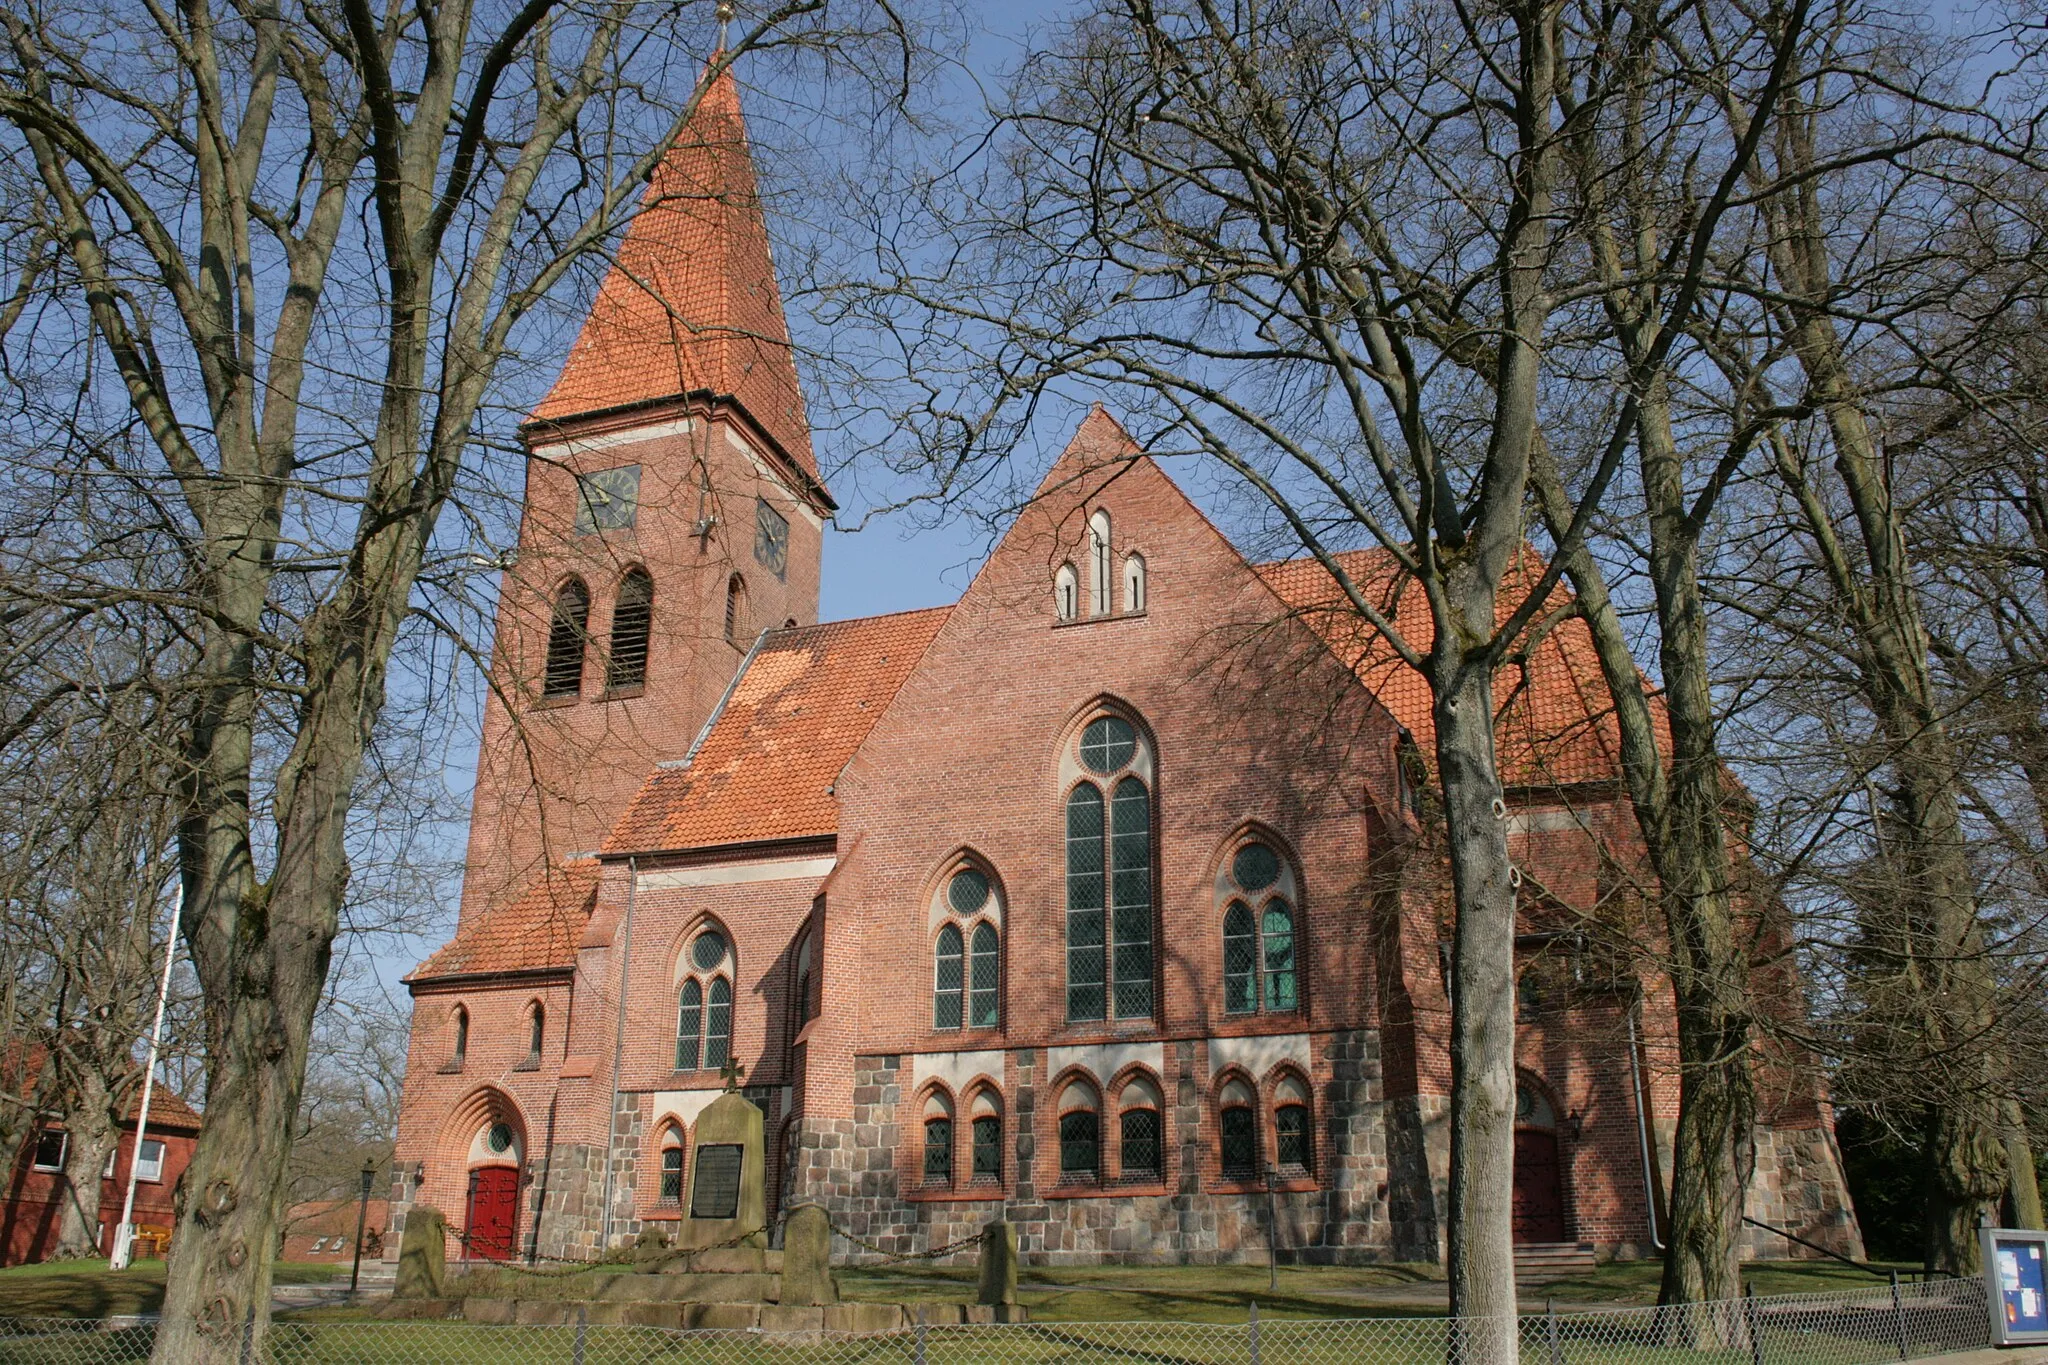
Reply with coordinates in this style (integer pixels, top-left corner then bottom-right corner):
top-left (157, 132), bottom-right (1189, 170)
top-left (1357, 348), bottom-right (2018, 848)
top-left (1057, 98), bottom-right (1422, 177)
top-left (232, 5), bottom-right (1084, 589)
top-left (544, 579), bottom-right (589, 698)
top-left (1067, 715), bottom-right (1153, 1022)
top-left (1223, 902), bottom-right (1257, 1014)
top-left (1276, 1104), bottom-right (1310, 1171)
top-left (969, 923), bottom-right (999, 1028)
top-left (1220, 1105), bottom-right (1258, 1179)
top-left (934, 924), bottom-right (964, 1030)
top-left (924, 1117), bottom-right (953, 1184)
top-left (948, 868), bottom-right (990, 914)
top-left (972, 1115), bottom-right (1002, 1179)
top-left (1059, 1110), bottom-right (1099, 1177)
top-left (1110, 777), bottom-right (1153, 1018)
top-left (1066, 784), bottom-right (1106, 1020)
top-left (693, 930), bottom-right (729, 972)
top-left (1220, 841), bottom-right (1299, 1015)
top-left (676, 980), bottom-right (702, 1070)
top-left (1262, 904), bottom-right (1297, 1011)
top-left (1120, 1108), bottom-right (1160, 1179)
top-left (704, 977), bottom-right (732, 1071)
top-left (660, 1144), bottom-right (684, 1203)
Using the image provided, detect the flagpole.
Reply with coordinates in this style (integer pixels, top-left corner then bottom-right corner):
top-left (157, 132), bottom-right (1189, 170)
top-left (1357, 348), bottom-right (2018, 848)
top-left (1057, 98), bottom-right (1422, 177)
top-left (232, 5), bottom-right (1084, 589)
top-left (110, 880), bottom-right (182, 1271)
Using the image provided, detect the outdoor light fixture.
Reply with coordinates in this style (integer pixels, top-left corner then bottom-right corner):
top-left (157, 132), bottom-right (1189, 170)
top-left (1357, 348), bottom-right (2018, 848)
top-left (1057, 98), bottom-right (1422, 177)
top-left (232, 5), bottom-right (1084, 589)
top-left (1566, 1110), bottom-right (1585, 1140)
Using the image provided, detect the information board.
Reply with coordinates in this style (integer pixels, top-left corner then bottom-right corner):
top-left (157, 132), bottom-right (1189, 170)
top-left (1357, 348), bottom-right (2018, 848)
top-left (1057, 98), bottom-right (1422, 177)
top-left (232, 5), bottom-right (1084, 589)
top-left (690, 1143), bottom-right (744, 1221)
top-left (1982, 1228), bottom-right (2048, 1346)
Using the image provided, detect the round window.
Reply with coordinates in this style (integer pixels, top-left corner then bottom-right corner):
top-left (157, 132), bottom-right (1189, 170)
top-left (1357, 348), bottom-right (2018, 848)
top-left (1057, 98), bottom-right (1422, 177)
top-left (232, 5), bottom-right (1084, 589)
top-left (1080, 716), bottom-right (1136, 773)
top-left (692, 930), bottom-right (729, 971)
top-left (1232, 842), bottom-right (1280, 892)
top-left (947, 868), bottom-right (990, 915)
top-left (486, 1122), bottom-right (514, 1154)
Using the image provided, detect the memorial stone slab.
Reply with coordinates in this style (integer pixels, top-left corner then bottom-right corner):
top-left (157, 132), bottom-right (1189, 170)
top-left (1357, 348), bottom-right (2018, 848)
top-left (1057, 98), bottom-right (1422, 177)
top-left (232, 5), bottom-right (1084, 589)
top-left (394, 1206), bottom-right (447, 1299)
top-left (677, 1091), bottom-right (765, 1251)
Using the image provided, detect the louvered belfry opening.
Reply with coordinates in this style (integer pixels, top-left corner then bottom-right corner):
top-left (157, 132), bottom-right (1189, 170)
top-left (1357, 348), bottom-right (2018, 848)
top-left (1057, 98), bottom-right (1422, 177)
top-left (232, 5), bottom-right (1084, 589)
top-left (543, 579), bottom-right (590, 697)
top-left (608, 568), bottom-right (654, 689)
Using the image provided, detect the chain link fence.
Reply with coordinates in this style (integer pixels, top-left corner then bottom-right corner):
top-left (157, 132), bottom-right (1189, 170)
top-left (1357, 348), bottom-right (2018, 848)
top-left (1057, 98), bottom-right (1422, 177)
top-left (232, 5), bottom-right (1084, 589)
top-left (0, 1274), bottom-right (1992, 1365)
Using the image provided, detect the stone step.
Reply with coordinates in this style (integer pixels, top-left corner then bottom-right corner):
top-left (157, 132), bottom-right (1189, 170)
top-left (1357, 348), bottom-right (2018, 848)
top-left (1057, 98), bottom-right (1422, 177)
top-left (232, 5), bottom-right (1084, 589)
top-left (577, 1270), bottom-right (782, 1302)
top-left (660, 1247), bottom-right (782, 1275)
top-left (1515, 1242), bottom-right (1598, 1282)
top-left (461, 1299), bottom-right (1028, 1332)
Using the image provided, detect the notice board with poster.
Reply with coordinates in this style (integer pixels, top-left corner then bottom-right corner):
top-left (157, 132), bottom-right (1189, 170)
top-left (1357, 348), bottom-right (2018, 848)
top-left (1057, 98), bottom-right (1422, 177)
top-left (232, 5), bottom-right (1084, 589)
top-left (1983, 1228), bottom-right (2048, 1346)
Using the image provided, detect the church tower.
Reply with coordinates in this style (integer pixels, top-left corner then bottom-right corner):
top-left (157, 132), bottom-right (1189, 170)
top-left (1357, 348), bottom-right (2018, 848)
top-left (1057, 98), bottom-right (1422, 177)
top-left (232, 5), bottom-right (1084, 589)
top-left (458, 64), bottom-right (832, 923)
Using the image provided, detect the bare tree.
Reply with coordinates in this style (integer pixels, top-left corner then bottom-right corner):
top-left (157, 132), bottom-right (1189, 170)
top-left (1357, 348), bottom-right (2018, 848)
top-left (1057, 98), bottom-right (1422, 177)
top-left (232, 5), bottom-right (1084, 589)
top-left (821, 0), bottom-right (1799, 1347)
top-left (0, 1), bottom-right (916, 1354)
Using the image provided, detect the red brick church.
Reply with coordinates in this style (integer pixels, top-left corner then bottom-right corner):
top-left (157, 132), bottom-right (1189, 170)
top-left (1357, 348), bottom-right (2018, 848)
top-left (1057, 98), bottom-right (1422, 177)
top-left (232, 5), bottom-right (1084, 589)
top-left (389, 64), bottom-right (1862, 1268)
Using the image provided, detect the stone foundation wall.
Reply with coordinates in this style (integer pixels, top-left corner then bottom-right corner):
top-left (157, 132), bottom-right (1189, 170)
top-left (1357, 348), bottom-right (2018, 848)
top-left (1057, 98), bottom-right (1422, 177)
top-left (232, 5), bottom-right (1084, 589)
top-left (789, 1033), bottom-right (1441, 1266)
top-left (1743, 1123), bottom-right (1865, 1261)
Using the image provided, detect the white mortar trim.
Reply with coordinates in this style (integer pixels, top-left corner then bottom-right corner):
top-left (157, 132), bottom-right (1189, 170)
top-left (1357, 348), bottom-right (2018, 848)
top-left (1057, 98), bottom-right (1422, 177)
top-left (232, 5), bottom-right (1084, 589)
top-left (637, 857), bottom-right (835, 890)
top-left (723, 425), bottom-right (824, 531)
top-left (1207, 1033), bottom-right (1311, 1079)
top-left (646, 1089), bottom-right (727, 1130)
top-left (911, 1050), bottom-right (1006, 1096)
top-left (1507, 806), bottom-right (1591, 835)
top-left (528, 418), bottom-right (695, 457)
top-left (1045, 1041), bottom-right (1164, 1085)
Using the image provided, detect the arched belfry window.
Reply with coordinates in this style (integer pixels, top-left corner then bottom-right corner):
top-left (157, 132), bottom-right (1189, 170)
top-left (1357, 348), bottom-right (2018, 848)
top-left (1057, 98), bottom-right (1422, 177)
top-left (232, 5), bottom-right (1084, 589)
top-left (1219, 836), bottom-right (1299, 1015)
top-left (1123, 553), bottom-right (1146, 613)
top-left (607, 568), bottom-right (653, 690)
top-left (544, 579), bottom-right (590, 698)
top-left (675, 927), bottom-right (734, 1072)
top-left (1054, 563), bottom-right (1078, 622)
top-left (724, 574), bottom-right (748, 645)
top-left (1088, 510), bottom-right (1112, 616)
top-left (1065, 713), bottom-right (1153, 1021)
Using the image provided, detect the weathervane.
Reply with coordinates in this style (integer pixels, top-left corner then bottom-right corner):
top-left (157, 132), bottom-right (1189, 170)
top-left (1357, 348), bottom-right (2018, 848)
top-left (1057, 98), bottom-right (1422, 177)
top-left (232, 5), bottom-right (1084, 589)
top-left (716, 0), bottom-right (734, 51)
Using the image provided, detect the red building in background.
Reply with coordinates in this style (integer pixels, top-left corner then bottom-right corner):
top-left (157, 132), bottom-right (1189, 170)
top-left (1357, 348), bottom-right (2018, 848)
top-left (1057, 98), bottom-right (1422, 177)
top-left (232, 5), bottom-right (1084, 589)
top-left (1, 1081), bottom-right (201, 1267)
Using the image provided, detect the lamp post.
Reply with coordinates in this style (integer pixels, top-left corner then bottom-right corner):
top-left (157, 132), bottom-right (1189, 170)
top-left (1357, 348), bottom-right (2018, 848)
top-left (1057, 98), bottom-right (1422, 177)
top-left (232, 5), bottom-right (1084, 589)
top-left (350, 1160), bottom-right (376, 1296)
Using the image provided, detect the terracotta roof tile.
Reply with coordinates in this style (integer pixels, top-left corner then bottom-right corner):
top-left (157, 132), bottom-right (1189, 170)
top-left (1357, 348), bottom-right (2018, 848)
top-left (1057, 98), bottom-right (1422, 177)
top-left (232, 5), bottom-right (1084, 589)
top-left (409, 859), bottom-right (599, 981)
top-left (0, 1039), bottom-right (202, 1127)
top-left (1257, 547), bottom-right (1660, 788)
top-left (530, 67), bottom-right (818, 479)
top-left (604, 607), bottom-right (950, 854)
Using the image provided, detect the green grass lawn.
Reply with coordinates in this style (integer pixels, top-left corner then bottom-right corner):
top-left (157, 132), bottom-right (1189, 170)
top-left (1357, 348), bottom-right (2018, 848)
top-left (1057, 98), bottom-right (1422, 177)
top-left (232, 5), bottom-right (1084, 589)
top-left (0, 1259), bottom-right (339, 1320)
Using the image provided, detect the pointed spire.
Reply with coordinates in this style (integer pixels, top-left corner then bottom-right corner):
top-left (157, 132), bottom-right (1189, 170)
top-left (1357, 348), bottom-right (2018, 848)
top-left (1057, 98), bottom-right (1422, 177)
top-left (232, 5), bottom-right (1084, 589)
top-left (531, 61), bottom-right (819, 483)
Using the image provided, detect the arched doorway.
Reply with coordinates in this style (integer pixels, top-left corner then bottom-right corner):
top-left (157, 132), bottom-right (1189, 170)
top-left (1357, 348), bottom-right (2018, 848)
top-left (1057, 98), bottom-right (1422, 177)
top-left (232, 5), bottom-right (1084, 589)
top-left (1512, 1078), bottom-right (1568, 1244)
top-left (443, 1095), bottom-right (525, 1262)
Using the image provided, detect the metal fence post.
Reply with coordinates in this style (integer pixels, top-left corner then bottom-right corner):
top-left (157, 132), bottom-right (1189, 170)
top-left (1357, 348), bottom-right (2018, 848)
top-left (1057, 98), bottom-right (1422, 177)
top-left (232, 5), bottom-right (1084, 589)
top-left (1890, 1268), bottom-right (1909, 1360)
top-left (915, 1304), bottom-right (928, 1365)
top-left (573, 1304), bottom-right (588, 1365)
top-left (1248, 1298), bottom-right (1261, 1365)
top-left (238, 1300), bottom-right (255, 1365)
top-left (1745, 1284), bottom-right (1766, 1365)
top-left (1547, 1295), bottom-right (1562, 1365)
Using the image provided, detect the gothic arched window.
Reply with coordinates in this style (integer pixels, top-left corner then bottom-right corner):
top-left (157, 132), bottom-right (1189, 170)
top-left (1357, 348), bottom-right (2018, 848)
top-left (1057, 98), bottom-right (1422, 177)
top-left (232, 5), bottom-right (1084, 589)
top-left (1219, 1077), bottom-right (1259, 1179)
top-left (922, 1091), bottom-right (954, 1186)
top-left (658, 1126), bottom-right (686, 1204)
top-left (1274, 1074), bottom-right (1313, 1173)
top-left (934, 923), bottom-right (964, 1030)
top-left (724, 574), bottom-right (747, 645)
top-left (1124, 552), bottom-right (1146, 613)
top-left (970, 1090), bottom-right (1003, 1181)
top-left (607, 568), bottom-right (653, 690)
top-left (1088, 510), bottom-right (1112, 616)
top-left (525, 1002), bottom-right (545, 1061)
top-left (969, 922), bottom-right (999, 1028)
top-left (450, 1005), bottom-right (469, 1070)
top-left (1117, 1075), bottom-right (1163, 1180)
top-left (1058, 1078), bottom-right (1100, 1179)
top-left (544, 578), bottom-right (590, 697)
top-left (1066, 714), bottom-right (1153, 1021)
top-left (1219, 837), bottom-right (1299, 1015)
top-left (675, 927), bottom-right (734, 1072)
top-left (1054, 563), bottom-right (1078, 621)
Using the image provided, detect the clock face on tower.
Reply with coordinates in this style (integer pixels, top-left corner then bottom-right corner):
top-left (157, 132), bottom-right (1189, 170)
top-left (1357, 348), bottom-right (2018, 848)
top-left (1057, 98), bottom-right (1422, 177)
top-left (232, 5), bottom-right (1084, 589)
top-left (754, 498), bottom-right (789, 579)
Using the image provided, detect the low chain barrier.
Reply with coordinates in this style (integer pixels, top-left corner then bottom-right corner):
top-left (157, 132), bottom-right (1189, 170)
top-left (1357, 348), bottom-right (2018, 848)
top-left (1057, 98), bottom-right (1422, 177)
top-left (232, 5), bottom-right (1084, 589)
top-left (0, 1274), bottom-right (1992, 1364)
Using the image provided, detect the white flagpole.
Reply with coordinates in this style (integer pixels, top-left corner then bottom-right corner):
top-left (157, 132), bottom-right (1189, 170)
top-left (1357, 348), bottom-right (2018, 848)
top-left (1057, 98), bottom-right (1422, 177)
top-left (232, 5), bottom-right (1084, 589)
top-left (110, 880), bottom-right (182, 1271)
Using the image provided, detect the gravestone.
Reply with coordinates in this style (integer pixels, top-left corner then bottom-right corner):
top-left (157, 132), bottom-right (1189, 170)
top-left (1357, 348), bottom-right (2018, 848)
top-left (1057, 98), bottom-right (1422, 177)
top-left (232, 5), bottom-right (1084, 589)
top-left (977, 1219), bottom-right (1018, 1306)
top-left (677, 1091), bottom-right (765, 1251)
top-left (393, 1206), bottom-right (446, 1299)
top-left (781, 1204), bottom-right (838, 1305)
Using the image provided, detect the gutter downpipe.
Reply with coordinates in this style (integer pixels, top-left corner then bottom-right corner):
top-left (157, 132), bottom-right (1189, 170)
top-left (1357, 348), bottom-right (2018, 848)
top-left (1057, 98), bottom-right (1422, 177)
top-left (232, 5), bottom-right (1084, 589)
top-left (597, 855), bottom-right (639, 1252)
top-left (1627, 1002), bottom-right (1667, 1252)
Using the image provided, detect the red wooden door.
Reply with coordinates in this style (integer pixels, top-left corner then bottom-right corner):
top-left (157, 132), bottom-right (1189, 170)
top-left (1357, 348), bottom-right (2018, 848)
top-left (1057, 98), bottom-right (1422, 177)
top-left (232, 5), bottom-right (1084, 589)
top-left (1512, 1129), bottom-right (1567, 1244)
top-left (465, 1166), bottom-right (519, 1261)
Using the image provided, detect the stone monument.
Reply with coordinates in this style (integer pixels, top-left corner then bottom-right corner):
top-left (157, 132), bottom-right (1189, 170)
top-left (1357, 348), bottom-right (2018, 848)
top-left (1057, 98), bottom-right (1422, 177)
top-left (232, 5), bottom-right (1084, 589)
top-left (393, 1206), bottom-right (447, 1300)
top-left (676, 1089), bottom-right (765, 1251)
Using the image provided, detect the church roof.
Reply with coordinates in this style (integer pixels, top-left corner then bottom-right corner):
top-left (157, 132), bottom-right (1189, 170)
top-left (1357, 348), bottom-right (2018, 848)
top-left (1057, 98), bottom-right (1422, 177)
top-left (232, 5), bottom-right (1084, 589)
top-left (1256, 547), bottom-right (1658, 788)
top-left (408, 858), bottom-right (600, 982)
top-left (528, 65), bottom-right (819, 482)
top-left (603, 607), bottom-right (951, 855)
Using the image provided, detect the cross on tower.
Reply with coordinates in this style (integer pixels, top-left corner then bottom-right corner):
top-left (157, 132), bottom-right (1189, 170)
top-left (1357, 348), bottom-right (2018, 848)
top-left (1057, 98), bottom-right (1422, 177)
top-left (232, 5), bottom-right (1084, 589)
top-left (720, 1056), bottom-right (747, 1093)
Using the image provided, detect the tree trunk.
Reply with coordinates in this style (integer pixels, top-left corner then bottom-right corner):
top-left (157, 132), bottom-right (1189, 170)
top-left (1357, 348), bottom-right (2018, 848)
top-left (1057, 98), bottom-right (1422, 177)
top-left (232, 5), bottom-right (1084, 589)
top-left (2003, 1103), bottom-right (2043, 1230)
top-left (1436, 656), bottom-right (1520, 1364)
top-left (51, 1069), bottom-right (115, 1260)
